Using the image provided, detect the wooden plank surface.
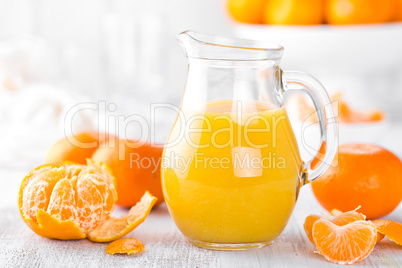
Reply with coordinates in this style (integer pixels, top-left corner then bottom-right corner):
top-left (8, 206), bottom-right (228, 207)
top-left (1, 169), bottom-right (401, 268)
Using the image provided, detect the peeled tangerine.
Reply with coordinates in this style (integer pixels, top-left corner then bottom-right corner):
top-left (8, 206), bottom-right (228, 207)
top-left (19, 160), bottom-right (157, 242)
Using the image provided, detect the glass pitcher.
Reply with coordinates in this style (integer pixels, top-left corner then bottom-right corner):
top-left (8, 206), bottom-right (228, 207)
top-left (161, 31), bottom-right (337, 251)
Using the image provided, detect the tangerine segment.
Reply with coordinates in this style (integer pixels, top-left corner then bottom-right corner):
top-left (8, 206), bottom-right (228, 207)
top-left (304, 210), bottom-right (366, 245)
top-left (20, 166), bottom-right (65, 223)
top-left (106, 238), bottom-right (145, 255)
top-left (313, 219), bottom-right (377, 265)
top-left (330, 211), bottom-right (387, 243)
top-left (329, 209), bottom-right (384, 242)
top-left (87, 191), bottom-right (157, 242)
top-left (19, 160), bottom-right (117, 239)
top-left (331, 211), bottom-right (366, 226)
top-left (304, 214), bottom-right (322, 244)
top-left (372, 220), bottom-right (402, 245)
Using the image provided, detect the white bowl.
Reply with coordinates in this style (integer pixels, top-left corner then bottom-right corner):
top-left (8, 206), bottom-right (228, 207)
top-left (234, 23), bottom-right (402, 72)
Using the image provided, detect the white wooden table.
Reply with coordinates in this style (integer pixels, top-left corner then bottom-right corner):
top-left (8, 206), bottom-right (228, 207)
top-left (1, 166), bottom-right (401, 268)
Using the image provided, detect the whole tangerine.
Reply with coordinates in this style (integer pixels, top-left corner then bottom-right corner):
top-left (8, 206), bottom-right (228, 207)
top-left (227, 0), bottom-right (266, 24)
top-left (395, 0), bottom-right (402, 21)
top-left (45, 131), bottom-right (115, 165)
top-left (325, 0), bottom-right (394, 25)
top-left (263, 0), bottom-right (324, 25)
top-left (92, 139), bottom-right (164, 207)
top-left (311, 143), bottom-right (402, 219)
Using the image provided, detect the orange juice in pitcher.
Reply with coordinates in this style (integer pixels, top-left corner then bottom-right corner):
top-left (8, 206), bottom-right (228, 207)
top-left (162, 31), bottom-right (337, 250)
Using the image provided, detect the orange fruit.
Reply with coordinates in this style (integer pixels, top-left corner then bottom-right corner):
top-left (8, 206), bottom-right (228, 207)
top-left (19, 160), bottom-right (157, 241)
top-left (312, 143), bottom-right (402, 219)
top-left (263, 0), bottom-right (324, 25)
top-left (304, 210), bottom-right (365, 244)
top-left (372, 220), bottom-right (402, 245)
top-left (45, 131), bottom-right (115, 164)
top-left (92, 139), bottom-right (164, 207)
top-left (395, 0), bottom-right (402, 21)
top-left (325, 0), bottom-right (394, 25)
top-left (227, 0), bottom-right (266, 24)
top-left (19, 160), bottom-right (117, 239)
top-left (312, 219), bottom-right (377, 264)
top-left (106, 238), bottom-right (145, 255)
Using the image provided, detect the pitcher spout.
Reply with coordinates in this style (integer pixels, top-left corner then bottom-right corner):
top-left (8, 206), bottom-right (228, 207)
top-left (176, 30), bottom-right (284, 63)
top-left (177, 31), bottom-right (202, 59)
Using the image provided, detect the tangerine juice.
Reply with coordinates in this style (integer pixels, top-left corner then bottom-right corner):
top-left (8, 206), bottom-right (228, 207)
top-left (162, 100), bottom-right (302, 244)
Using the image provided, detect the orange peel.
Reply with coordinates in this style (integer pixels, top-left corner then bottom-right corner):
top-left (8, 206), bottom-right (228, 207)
top-left (106, 238), bottom-right (145, 255)
top-left (296, 92), bottom-right (385, 123)
top-left (372, 220), bottom-right (402, 245)
top-left (376, 232), bottom-right (386, 243)
top-left (313, 219), bottom-right (377, 265)
top-left (25, 209), bottom-right (86, 240)
top-left (87, 191), bottom-right (157, 242)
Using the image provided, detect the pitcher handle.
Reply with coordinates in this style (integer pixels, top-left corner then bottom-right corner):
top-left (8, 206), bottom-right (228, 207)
top-left (282, 71), bottom-right (338, 182)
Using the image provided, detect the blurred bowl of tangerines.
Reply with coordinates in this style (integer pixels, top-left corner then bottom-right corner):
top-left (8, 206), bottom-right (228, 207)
top-left (227, 0), bottom-right (402, 115)
top-left (227, 0), bottom-right (402, 25)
